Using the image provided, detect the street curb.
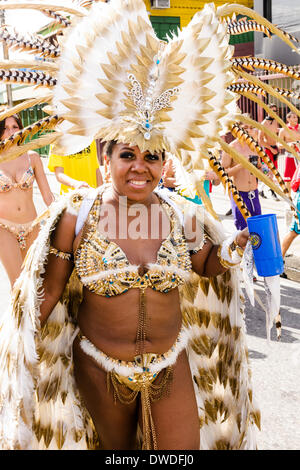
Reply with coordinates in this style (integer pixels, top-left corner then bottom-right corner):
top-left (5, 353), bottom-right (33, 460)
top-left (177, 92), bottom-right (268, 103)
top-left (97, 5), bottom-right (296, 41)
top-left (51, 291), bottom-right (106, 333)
top-left (284, 255), bottom-right (300, 283)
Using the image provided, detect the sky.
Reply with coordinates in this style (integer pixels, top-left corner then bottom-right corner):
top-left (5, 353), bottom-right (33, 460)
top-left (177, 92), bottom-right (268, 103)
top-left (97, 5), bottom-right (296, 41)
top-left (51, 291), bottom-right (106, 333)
top-left (0, 8), bottom-right (51, 61)
top-left (5, 9), bottom-right (49, 34)
top-left (0, 8), bottom-right (52, 96)
top-left (0, 9), bottom-right (52, 65)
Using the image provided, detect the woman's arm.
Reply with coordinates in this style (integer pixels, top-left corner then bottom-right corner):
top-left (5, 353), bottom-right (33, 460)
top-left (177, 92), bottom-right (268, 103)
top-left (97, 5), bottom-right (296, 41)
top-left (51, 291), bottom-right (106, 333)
top-left (258, 123), bottom-right (275, 152)
top-left (31, 151), bottom-right (55, 206)
top-left (39, 209), bottom-right (77, 327)
top-left (96, 167), bottom-right (103, 187)
top-left (162, 159), bottom-right (177, 188)
top-left (54, 166), bottom-right (90, 189)
top-left (204, 170), bottom-right (220, 186)
top-left (277, 128), bottom-right (286, 150)
top-left (191, 228), bottom-right (249, 277)
top-left (221, 150), bottom-right (244, 177)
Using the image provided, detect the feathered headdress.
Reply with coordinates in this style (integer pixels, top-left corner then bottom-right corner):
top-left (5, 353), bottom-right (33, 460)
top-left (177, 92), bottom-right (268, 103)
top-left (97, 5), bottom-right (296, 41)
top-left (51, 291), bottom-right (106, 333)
top-left (0, 0), bottom-right (300, 219)
top-left (52, 0), bottom-right (237, 158)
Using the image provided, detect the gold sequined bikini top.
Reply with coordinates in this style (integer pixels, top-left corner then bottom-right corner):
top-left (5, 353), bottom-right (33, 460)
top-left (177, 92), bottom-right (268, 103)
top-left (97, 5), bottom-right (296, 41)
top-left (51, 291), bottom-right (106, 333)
top-left (74, 191), bottom-right (192, 297)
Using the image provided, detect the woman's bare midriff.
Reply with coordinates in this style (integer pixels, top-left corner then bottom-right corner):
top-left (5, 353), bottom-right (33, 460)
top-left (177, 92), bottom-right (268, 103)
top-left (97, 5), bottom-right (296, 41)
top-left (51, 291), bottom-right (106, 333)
top-left (0, 188), bottom-right (37, 222)
top-left (76, 286), bottom-right (183, 361)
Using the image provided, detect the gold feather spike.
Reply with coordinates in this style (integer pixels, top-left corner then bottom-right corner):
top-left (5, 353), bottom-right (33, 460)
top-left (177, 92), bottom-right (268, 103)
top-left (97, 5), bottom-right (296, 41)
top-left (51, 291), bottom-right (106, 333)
top-left (42, 10), bottom-right (72, 28)
top-left (217, 4), bottom-right (300, 54)
top-left (233, 89), bottom-right (298, 142)
top-left (0, 1), bottom-right (88, 17)
top-left (226, 19), bottom-right (271, 37)
top-left (231, 124), bottom-right (292, 194)
top-left (207, 151), bottom-right (250, 222)
top-left (0, 68), bottom-right (56, 87)
top-left (0, 27), bottom-right (60, 58)
top-left (273, 26), bottom-right (300, 44)
top-left (227, 83), bottom-right (266, 97)
top-left (194, 178), bottom-right (220, 222)
top-left (0, 94), bottom-right (53, 121)
top-left (230, 123), bottom-right (299, 223)
top-left (233, 68), bottom-right (300, 120)
top-left (231, 57), bottom-right (300, 80)
top-left (0, 132), bottom-right (61, 164)
top-left (31, 209), bottom-right (51, 229)
top-left (237, 113), bottom-right (300, 162)
top-left (231, 122), bottom-right (298, 183)
top-left (0, 59), bottom-right (58, 73)
top-left (79, 0), bottom-right (106, 7)
top-left (215, 136), bottom-right (291, 203)
top-left (0, 115), bottom-right (60, 152)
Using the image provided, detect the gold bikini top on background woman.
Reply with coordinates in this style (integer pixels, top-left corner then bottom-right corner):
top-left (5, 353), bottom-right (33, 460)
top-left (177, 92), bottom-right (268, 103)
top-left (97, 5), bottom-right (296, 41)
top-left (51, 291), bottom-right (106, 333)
top-left (74, 192), bottom-right (192, 297)
top-left (0, 166), bottom-right (34, 192)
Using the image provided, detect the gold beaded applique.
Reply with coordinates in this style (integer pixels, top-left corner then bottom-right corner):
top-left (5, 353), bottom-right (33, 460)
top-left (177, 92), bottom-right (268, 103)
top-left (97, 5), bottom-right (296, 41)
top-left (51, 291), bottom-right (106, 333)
top-left (74, 192), bottom-right (192, 297)
top-left (49, 246), bottom-right (73, 261)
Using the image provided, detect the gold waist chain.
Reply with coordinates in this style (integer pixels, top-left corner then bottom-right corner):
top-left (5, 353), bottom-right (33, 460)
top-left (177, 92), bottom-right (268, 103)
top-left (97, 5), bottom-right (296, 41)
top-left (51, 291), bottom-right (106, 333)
top-left (136, 287), bottom-right (147, 355)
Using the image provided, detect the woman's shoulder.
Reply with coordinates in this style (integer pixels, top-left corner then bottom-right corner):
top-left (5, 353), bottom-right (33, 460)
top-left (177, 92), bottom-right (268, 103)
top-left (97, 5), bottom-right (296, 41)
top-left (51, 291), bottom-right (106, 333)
top-left (27, 150), bottom-right (41, 164)
top-left (43, 188), bottom-right (93, 239)
top-left (28, 150), bottom-right (40, 157)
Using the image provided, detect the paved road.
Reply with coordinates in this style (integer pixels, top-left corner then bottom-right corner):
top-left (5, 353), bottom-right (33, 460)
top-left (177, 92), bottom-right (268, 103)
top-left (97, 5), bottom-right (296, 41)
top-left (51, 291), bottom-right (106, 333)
top-left (210, 182), bottom-right (300, 450)
top-left (0, 161), bottom-right (299, 450)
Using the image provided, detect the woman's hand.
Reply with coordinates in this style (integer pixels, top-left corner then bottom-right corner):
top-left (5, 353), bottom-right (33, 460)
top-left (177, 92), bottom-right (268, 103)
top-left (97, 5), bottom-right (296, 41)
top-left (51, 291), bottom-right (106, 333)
top-left (235, 227), bottom-right (250, 250)
top-left (204, 170), bottom-right (219, 181)
top-left (74, 181), bottom-right (90, 189)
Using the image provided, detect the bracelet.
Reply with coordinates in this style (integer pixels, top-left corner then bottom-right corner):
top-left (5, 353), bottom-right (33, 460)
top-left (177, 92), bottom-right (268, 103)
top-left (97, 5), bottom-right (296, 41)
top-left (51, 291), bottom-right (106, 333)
top-left (229, 238), bottom-right (244, 258)
top-left (49, 246), bottom-right (73, 261)
top-left (217, 231), bottom-right (244, 269)
top-left (189, 235), bottom-right (209, 255)
top-left (217, 246), bottom-right (239, 269)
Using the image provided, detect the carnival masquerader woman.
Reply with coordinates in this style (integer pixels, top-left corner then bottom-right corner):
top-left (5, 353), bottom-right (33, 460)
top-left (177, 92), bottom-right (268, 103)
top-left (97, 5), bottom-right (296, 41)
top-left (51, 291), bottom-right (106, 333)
top-left (41, 140), bottom-right (252, 450)
top-left (0, 114), bottom-right (54, 287)
top-left (1, 138), bottom-right (257, 451)
top-left (0, 0), bottom-right (299, 450)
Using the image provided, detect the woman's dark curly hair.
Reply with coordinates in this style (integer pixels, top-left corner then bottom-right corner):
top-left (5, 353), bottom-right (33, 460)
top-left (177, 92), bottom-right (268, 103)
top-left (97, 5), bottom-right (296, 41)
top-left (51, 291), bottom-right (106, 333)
top-left (0, 114), bottom-right (23, 139)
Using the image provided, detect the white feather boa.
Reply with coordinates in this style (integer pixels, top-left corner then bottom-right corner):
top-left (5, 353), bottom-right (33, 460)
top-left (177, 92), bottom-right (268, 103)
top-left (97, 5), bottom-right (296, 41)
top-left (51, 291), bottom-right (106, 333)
top-left (0, 188), bottom-right (260, 450)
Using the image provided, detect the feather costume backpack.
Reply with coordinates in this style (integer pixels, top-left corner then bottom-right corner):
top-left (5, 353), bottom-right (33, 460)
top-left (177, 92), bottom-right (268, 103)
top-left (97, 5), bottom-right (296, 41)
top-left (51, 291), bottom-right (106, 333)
top-left (0, 0), bottom-right (298, 450)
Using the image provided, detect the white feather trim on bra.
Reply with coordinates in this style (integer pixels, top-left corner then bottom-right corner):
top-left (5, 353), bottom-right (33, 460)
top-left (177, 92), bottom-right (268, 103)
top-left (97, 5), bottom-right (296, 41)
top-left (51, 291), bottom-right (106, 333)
top-left (80, 263), bottom-right (191, 285)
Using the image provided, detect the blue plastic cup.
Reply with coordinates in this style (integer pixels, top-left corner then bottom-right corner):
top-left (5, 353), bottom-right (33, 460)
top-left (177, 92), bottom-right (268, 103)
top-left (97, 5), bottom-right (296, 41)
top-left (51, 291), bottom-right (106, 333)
top-left (247, 214), bottom-right (284, 277)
